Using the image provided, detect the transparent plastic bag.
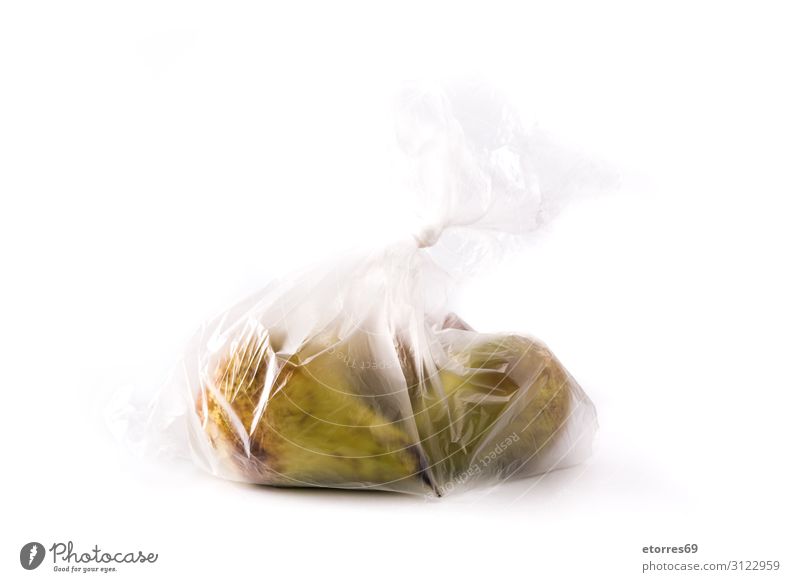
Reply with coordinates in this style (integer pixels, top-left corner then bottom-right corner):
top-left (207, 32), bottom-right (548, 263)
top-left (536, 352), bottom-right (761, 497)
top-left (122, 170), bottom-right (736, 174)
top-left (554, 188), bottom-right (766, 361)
top-left (117, 83), bottom-right (598, 497)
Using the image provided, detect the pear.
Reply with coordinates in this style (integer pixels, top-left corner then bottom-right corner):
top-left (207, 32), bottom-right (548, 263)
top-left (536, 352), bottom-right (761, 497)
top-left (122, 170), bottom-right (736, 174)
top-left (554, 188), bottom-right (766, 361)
top-left (197, 331), bottom-right (436, 494)
top-left (407, 334), bottom-right (577, 488)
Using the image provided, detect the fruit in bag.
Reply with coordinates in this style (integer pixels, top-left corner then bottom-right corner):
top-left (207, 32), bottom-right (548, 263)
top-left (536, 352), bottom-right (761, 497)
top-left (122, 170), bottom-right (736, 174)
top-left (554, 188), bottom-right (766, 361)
top-left (129, 84), bottom-right (600, 497)
top-left (197, 316), bottom-right (595, 496)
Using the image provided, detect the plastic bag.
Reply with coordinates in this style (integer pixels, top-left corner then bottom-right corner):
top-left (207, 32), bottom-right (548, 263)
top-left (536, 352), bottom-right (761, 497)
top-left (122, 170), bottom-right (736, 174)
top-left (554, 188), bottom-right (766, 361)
top-left (120, 83), bottom-right (598, 497)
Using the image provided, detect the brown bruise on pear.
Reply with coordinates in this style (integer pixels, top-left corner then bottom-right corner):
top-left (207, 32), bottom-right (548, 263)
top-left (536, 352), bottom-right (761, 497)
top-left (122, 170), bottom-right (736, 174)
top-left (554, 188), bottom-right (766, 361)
top-left (197, 332), bottom-right (434, 493)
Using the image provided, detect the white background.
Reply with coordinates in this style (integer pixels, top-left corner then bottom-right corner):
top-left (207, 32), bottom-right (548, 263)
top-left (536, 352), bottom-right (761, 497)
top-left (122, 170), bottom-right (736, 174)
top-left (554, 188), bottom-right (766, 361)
top-left (1, 2), bottom-right (799, 581)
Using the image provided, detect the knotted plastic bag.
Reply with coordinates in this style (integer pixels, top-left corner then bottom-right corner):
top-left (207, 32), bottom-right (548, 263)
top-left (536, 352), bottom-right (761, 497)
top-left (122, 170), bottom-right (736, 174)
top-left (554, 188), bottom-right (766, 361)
top-left (115, 83), bottom-right (598, 497)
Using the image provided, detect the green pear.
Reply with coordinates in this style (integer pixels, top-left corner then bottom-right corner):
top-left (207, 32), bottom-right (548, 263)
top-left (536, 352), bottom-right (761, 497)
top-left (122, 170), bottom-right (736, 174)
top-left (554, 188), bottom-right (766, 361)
top-left (407, 334), bottom-right (574, 488)
top-left (198, 332), bottom-right (436, 494)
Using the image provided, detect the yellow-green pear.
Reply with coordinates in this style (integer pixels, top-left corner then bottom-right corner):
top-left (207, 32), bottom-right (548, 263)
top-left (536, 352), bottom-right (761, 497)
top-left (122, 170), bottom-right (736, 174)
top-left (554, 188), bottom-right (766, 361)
top-left (197, 332), bottom-right (435, 494)
top-left (408, 334), bottom-right (574, 487)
